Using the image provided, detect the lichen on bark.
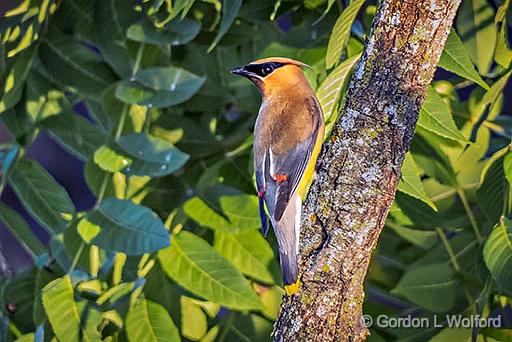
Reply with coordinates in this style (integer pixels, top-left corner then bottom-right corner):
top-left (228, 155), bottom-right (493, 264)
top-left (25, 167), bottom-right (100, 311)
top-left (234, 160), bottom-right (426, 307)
top-left (273, 0), bottom-right (462, 341)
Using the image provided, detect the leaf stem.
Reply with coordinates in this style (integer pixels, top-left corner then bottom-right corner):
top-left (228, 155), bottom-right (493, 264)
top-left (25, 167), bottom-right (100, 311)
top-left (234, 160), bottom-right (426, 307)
top-left (218, 311), bottom-right (236, 342)
top-left (132, 43), bottom-right (145, 76)
top-left (457, 189), bottom-right (483, 243)
top-left (435, 227), bottom-right (475, 312)
top-left (435, 227), bottom-right (461, 272)
top-left (68, 241), bottom-right (85, 274)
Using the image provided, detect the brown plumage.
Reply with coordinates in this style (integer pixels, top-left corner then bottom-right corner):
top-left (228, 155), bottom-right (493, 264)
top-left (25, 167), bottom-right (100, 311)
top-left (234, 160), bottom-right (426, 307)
top-left (231, 57), bottom-right (324, 295)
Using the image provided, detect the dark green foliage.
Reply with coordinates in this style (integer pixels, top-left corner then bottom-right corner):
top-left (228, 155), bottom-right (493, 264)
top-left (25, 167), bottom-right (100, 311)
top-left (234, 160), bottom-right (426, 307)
top-left (0, 0), bottom-right (511, 340)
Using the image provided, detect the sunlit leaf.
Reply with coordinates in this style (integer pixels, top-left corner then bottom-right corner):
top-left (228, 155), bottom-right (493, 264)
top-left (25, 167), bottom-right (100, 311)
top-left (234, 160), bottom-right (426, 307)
top-left (438, 29), bottom-right (488, 89)
top-left (418, 87), bottom-right (466, 143)
top-left (325, 0), bottom-right (364, 69)
top-left (125, 298), bottom-right (181, 342)
top-left (214, 229), bottom-right (278, 284)
top-left (316, 53), bottom-right (360, 135)
top-left (397, 152), bottom-right (437, 211)
top-left (158, 231), bottom-right (262, 310)
top-left (79, 198), bottom-right (169, 255)
top-left (456, 0), bottom-right (497, 75)
top-left (181, 296), bottom-right (207, 341)
top-left (42, 276), bottom-right (102, 342)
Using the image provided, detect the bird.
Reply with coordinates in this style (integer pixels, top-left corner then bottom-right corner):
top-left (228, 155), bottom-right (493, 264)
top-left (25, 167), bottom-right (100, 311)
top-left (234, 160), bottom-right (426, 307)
top-left (231, 57), bottom-right (325, 296)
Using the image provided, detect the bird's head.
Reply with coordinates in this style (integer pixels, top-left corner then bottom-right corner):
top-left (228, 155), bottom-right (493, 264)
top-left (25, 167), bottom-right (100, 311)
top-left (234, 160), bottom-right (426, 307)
top-left (231, 57), bottom-right (311, 96)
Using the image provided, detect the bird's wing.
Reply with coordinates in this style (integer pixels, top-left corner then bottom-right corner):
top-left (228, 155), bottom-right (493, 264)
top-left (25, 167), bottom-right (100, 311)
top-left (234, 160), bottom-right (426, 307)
top-left (262, 98), bottom-right (323, 222)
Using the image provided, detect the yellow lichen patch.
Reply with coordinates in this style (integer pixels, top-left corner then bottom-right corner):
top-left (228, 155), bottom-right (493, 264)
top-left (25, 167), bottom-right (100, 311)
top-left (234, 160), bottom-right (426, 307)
top-left (284, 279), bottom-right (301, 296)
top-left (309, 213), bottom-right (317, 223)
top-left (301, 293), bottom-right (315, 305)
top-left (322, 264), bottom-right (330, 272)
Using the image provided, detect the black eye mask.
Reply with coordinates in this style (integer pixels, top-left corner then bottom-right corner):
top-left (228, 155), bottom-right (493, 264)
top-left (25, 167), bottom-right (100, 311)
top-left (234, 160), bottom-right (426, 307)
top-left (245, 62), bottom-right (285, 77)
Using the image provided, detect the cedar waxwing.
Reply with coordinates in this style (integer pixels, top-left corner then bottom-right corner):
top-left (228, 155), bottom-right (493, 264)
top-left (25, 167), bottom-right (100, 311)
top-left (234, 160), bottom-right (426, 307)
top-left (231, 57), bottom-right (325, 295)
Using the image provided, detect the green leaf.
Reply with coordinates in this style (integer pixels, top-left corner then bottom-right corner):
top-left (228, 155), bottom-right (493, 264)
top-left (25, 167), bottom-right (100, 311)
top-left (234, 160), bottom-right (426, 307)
top-left (483, 217), bottom-right (512, 294)
top-left (158, 231), bottom-right (262, 310)
top-left (94, 0), bottom-right (137, 78)
top-left (316, 53), bottom-right (360, 130)
top-left (0, 203), bottom-right (45, 259)
top-left (494, 20), bottom-right (512, 69)
top-left (42, 276), bottom-right (102, 342)
top-left (41, 112), bottom-right (108, 161)
top-left (312, 0), bottom-right (336, 24)
top-left (125, 298), bottom-right (181, 342)
top-left (204, 186), bottom-right (261, 230)
top-left (397, 152), bottom-right (437, 211)
top-left (181, 296), bottom-right (207, 341)
top-left (505, 152), bottom-right (512, 185)
top-left (183, 196), bottom-right (233, 232)
top-left (430, 328), bottom-right (472, 342)
top-left (184, 186), bottom-right (260, 231)
top-left (2, 268), bottom-right (36, 333)
top-left (456, 0), bottom-right (497, 75)
top-left (116, 76), bottom-right (204, 108)
top-left (477, 155), bottom-right (507, 222)
top-left (127, 18), bottom-right (201, 46)
top-left (93, 144), bottom-right (132, 173)
top-left (136, 66), bottom-right (205, 93)
top-left (438, 29), bottom-right (488, 89)
top-left (392, 263), bottom-right (456, 312)
top-left (9, 159), bottom-right (75, 234)
top-left (0, 46), bottom-right (36, 112)
top-left (115, 66), bottom-right (205, 108)
top-left (325, 0), bottom-right (365, 69)
top-left (479, 146), bottom-right (509, 185)
top-left (39, 36), bottom-right (116, 101)
top-left (418, 87), bottom-right (466, 143)
top-left (386, 221), bottom-right (437, 249)
top-left (482, 70), bottom-right (512, 108)
top-left (117, 133), bottom-right (189, 177)
top-left (208, 0), bottom-right (242, 52)
top-left (226, 314), bottom-right (273, 342)
top-left (79, 198), bottom-right (169, 255)
top-left (214, 230), bottom-right (277, 284)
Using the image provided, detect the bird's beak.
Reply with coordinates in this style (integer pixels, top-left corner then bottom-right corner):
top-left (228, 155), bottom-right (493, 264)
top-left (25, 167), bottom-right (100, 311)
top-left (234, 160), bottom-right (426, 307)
top-left (230, 66), bottom-right (251, 78)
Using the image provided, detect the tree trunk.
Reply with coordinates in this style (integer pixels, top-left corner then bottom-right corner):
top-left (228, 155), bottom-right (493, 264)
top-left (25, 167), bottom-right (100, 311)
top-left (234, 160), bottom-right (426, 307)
top-left (273, 0), bottom-right (461, 341)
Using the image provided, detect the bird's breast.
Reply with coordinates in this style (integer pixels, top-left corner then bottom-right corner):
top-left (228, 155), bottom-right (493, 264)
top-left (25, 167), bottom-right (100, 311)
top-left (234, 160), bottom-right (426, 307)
top-left (254, 96), bottom-right (317, 156)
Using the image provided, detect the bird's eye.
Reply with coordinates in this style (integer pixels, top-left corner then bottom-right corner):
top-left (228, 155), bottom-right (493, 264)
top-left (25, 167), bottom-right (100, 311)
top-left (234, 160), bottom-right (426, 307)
top-left (261, 64), bottom-right (274, 76)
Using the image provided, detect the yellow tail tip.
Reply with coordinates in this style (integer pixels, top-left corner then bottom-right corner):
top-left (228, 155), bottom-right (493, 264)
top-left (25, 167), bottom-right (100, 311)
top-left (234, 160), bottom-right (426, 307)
top-left (284, 280), bottom-right (301, 296)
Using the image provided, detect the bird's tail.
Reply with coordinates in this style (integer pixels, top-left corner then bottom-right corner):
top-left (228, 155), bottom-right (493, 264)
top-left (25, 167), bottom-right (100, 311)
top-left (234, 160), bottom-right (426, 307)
top-left (273, 193), bottom-right (301, 296)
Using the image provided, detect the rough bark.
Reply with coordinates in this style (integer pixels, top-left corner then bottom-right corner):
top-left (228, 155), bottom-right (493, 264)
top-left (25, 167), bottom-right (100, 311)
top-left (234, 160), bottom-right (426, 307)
top-left (273, 0), bottom-right (461, 341)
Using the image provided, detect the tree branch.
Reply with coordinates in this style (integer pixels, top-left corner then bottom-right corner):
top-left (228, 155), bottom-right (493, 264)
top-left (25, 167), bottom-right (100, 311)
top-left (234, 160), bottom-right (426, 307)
top-left (273, 0), bottom-right (461, 340)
